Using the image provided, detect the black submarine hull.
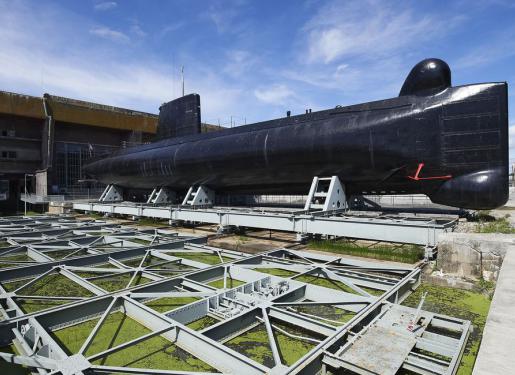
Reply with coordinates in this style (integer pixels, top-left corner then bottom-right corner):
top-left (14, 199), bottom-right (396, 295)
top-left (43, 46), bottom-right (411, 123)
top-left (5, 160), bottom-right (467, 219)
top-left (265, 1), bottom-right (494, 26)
top-left (84, 60), bottom-right (509, 210)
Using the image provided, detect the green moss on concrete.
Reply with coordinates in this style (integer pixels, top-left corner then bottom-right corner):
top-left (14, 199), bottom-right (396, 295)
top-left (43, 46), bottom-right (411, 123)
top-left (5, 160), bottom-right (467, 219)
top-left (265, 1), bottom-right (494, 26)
top-left (253, 268), bottom-right (298, 277)
top-left (208, 276), bottom-right (245, 289)
top-left (0, 345), bottom-right (30, 374)
top-left (92, 336), bottom-right (216, 372)
top-left (187, 316), bottom-right (219, 331)
top-left (225, 324), bottom-right (274, 367)
top-left (51, 312), bottom-right (215, 372)
top-left (292, 303), bottom-right (356, 325)
top-left (225, 321), bottom-right (321, 367)
top-left (402, 283), bottom-right (491, 375)
top-left (273, 321), bottom-right (319, 366)
top-left (18, 273), bottom-right (94, 298)
top-left (308, 240), bottom-right (424, 264)
top-left (294, 274), bottom-right (358, 295)
top-left (144, 297), bottom-right (199, 313)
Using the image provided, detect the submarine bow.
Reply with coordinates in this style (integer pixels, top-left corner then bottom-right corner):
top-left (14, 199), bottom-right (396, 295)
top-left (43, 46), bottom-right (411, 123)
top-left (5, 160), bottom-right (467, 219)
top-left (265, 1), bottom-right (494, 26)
top-left (84, 58), bottom-right (509, 210)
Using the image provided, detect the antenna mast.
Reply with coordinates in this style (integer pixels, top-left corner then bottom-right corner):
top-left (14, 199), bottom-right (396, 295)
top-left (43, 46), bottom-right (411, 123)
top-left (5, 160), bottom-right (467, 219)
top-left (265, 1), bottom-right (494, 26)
top-left (181, 66), bottom-right (185, 97)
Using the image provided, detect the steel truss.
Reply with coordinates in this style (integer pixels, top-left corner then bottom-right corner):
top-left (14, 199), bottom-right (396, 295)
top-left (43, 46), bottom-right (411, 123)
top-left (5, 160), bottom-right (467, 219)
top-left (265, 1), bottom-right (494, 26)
top-left (0, 216), bottom-right (469, 375)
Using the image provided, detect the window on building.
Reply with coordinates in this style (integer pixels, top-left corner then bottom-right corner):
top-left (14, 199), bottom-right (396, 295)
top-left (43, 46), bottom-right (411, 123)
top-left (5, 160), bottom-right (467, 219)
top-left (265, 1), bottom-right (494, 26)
top-left (0, 130), bottom-right (15, 137)
top-left (0, 150), bottom-right (17, 159)
top-left (54, 142), bottom-right (118, 193)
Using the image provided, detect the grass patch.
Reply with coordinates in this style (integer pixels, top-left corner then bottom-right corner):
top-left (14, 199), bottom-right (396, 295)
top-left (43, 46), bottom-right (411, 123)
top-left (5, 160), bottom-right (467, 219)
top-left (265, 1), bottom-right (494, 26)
top-left (475, 218), bottom-right (514, 234)
top-left (308, 240), bottom-right (424, 264)
top-left (360, 286), bottom-right (385, 296)
top-left (51, 312), bottom-right (215, 372)
top-left (294, 274), bottom-right (358, 295)
top-left (42, 249), bottom-right (90, 260)
top-left (168, 252), bottom-right (231, 265)
top-left (90, 273), bottom-right (150, 292)
top-left (137, 218), bottom-right (168, 227)
top-left (0, 263), bottom-right (21, 269)
top-left (207, 276), bottom-right (245, 289)
top-left (0, 241), bottom-right (9, 248)
top-left (130, 238), bottom-right (151, 245)
top-left (120, 256), bottom-right (146, 267)
top-left (253, 268), bottom-right (298, 277)
top-left (0, 277), bottom-right (34, 292)
top-left (0, 253), bottom-right (31, 262)
top-left (93, 262), bottom-right (119, 269)
top-left (187, 316), bottom-right (219, 330)
top-left (16, 298), bottom-right (68, 313)
top-left (17, 273), bottom-right (94, 298)
top-left (86, 212), bottom-right (105, 220)
top-left (0, 345), bottom-right (30, 374)
top-left (402, 283), bottom-right (491, 375)
top-left (144, 297), bottom-right (199, 313)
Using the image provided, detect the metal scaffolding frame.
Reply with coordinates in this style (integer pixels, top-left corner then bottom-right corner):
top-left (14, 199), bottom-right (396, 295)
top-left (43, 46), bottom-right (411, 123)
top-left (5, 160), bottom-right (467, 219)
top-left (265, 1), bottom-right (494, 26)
top-left (0, 215), bottom-right (470, 375)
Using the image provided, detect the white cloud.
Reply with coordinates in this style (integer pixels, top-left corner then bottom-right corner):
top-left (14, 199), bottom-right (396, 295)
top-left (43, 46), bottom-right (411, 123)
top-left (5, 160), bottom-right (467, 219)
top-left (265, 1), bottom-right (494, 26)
top-left (223, 50), bottom-right (256, 78)
top-left (254, 84), bottom-right (295, 105)
top-left (159, 22), bottom-right (185, 37)
top-left (94, 2), bottom-right (117, 11)
top-left (454, 28), bottom-right (515, 70)
top-left (509, 124), bottom-right (515, 167)
top-left (303, 0), bottom-right (462, 64)
top-left (89, 26), bottom-right (130, 43)
top-left (130, 22), bottom-right (147, 38)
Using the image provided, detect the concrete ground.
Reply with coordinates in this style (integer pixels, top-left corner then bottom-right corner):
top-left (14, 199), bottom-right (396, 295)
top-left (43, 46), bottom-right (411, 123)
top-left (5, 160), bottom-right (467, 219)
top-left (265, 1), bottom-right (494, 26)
top-left (472, 248), bottom-right (515, 375)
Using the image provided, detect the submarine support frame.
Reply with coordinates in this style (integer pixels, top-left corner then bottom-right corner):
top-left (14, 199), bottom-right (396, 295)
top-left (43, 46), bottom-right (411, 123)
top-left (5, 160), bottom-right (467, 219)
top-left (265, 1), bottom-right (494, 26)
top-left (72, 200), bottom-right (456, 247)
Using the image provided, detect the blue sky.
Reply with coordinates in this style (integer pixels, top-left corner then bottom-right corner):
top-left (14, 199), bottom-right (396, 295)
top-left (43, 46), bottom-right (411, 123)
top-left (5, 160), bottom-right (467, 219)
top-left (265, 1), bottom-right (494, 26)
top-left (0, 0), bottom-right (514, 164)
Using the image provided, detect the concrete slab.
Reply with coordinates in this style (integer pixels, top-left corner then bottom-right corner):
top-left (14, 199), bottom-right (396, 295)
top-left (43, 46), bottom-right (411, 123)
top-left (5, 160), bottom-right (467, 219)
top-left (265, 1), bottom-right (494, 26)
top-left (473, 250), bottom-right (515, 375)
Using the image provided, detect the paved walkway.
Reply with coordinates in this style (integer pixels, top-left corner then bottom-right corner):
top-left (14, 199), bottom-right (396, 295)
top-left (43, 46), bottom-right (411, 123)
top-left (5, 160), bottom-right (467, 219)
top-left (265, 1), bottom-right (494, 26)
top-left (473, 245), bottom-right (515, 374)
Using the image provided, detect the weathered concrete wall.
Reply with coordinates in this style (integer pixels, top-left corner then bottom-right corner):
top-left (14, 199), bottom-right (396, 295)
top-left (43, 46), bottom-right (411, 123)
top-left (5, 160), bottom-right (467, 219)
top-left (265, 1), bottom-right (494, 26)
top-left (437, 232), bottom-right (515, 281)
top-left (472, 250), bottom-right (515, 374)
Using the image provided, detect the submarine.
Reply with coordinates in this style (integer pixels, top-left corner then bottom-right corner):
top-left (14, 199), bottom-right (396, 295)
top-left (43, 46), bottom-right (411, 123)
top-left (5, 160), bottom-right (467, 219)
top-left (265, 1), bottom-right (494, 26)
top-left (83, 58), bottom-right (509, 210)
